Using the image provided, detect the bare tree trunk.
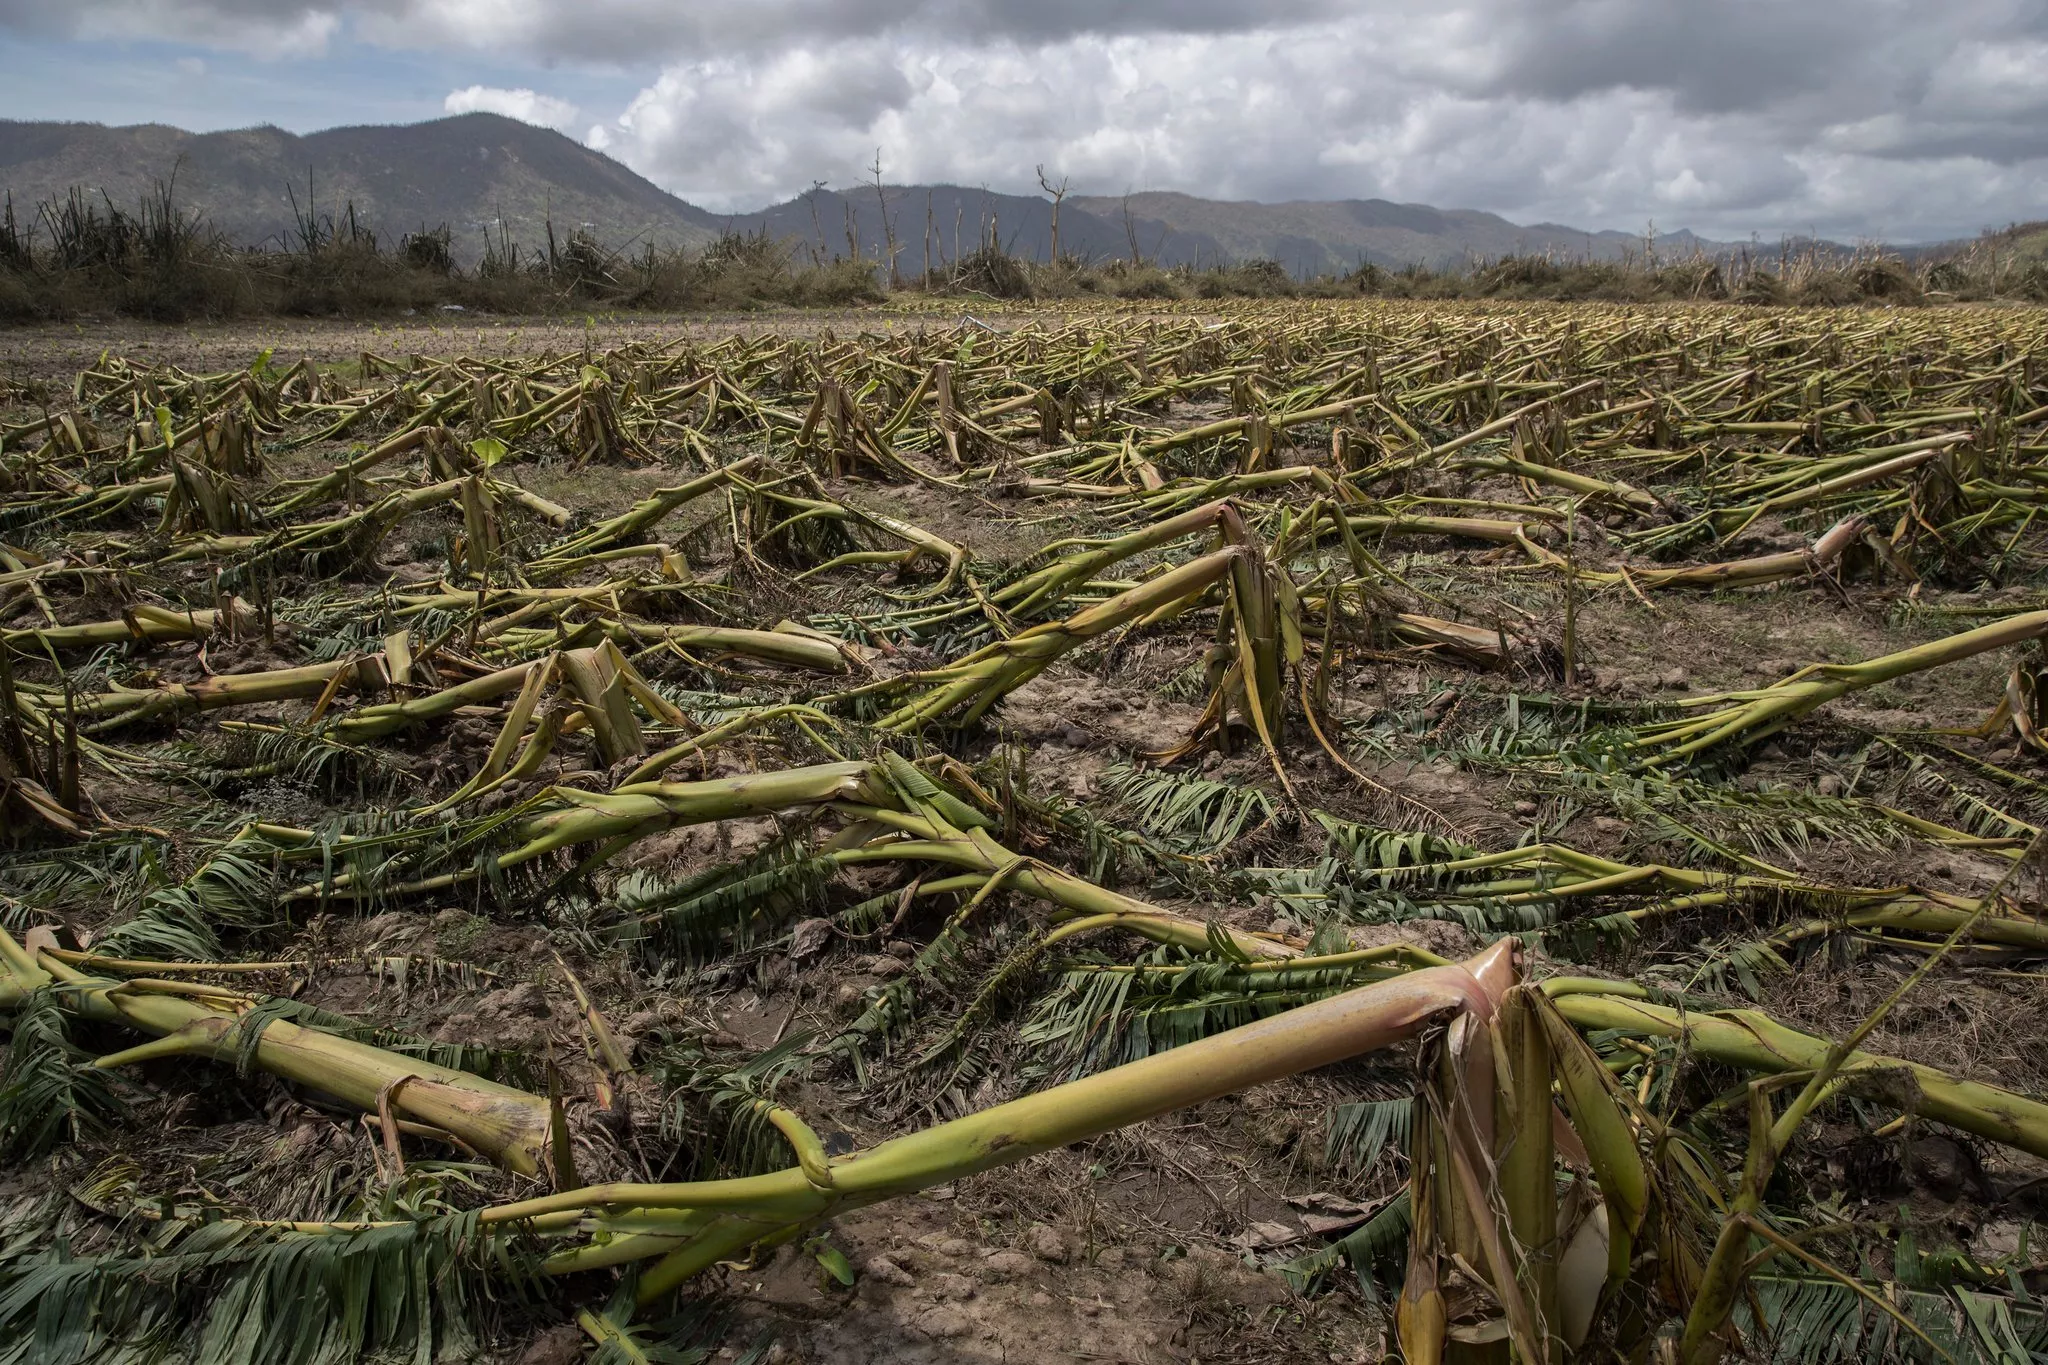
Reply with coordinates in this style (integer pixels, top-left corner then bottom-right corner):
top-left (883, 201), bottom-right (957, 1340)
top-left (1122, 192), bottom-right (1143, 267)
top-left (807, 181), bottom-right (828, 267)
top-left (870, 149), bottom-right (900, 288)
top-left (924, 189), bottom-right (933, 286)
top-left (1036, 165), bottom-right (1069, 265)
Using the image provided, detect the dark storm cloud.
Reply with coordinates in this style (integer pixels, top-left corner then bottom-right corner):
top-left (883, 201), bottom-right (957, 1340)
top-left (1449, 0), bottom-right (1914, 113)
top-left (3, 0), bottom-right (2046, 240)
top-left (0, 0), bottom-right (1336, 60)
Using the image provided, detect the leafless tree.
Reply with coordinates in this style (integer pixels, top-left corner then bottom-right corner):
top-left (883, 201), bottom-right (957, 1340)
top-left (1036, 164), bottom-right (1070, 264)
top-left (870, 148), bottom-right (901, 287)
top-left (806, 180), bottom-right (828, 266)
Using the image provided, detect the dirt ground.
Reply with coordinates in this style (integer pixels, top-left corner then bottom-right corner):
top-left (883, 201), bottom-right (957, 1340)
top-left (0, 306), bottom-right (1076, 386)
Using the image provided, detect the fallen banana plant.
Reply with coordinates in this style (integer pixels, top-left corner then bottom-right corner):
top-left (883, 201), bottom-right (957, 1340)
top-left (494, 754), bottom-right (1297, 961)
top-left (18, 925), bottom-right (2043, 1361)
top-left (0, 943), bottom-right (1515, 1361)
top-left (1525, 514), bottom-right (1891, 594)
top-left (1546, 980), bottom-right (2048, 1160)
top-left (1633, 608), bottom-right (2048, 762)
top-left (867, 546), bottom-right (1245, 732)
top-left (0, 927), bottom-right (555, 1173)
top-left (1, 598), bottom-right (256, 653)
top-left (529, 455), bottom-right (761, 572)
top-left (8, 629), bottom-right (429, 735)
top-left (1344, 838), bottom-right (2048, 967)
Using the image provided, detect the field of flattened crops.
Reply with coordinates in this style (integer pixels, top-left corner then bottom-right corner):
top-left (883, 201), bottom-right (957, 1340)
top-left (5, 301), bottom-right (2048, 1364)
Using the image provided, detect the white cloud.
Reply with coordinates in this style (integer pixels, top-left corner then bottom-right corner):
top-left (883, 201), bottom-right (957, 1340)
top-left (570, 25), bottom-right (1970, 240)
top-left (443, 85), bottom-right (581, 132)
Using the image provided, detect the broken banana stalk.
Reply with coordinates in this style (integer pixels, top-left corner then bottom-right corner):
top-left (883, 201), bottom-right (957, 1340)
top-left (278, 755), bottom-right (1292, 961)
top-left (1544, 980), bottom-right (2048, 1159)
top-left (1386, 841), bottom-right (2048, 955)
top-left (1, 599), bottom-right (256, 653)
top-left (1524, 514), bottom-right (1876, 593)
top-left (872, 546), bottom-right (1243, 732)
top-left (161, 477), bottom-right (471, 568)
top-left (0, 928), bottom-right (554, 1174)
top-left (993, 497), bottom-right (1248, 617)
top-left (1634, 607), bottom-right (2048, 762)
top-left (823, 772), bottom-right (1297, 961)
top-left (571, 757), bottom-right (1293, 958)
top-left (759, 489), bottom-right (968, 602)
top-left (22, 644), bottom-right (407, 735)
top-left (141, 945), bottom-right (1515, 1302)
top-left (532, 456), bottom-right (761, 567)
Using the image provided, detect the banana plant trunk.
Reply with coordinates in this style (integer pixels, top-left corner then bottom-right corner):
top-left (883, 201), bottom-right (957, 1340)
top-left (0, 929), bottom-right (554, 1174)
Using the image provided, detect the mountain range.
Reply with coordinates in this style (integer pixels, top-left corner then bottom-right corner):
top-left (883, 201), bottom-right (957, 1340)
top-left (2, 112), bottom-right (1759, 273)
top-left (0, 114), bottom-right (725, 256)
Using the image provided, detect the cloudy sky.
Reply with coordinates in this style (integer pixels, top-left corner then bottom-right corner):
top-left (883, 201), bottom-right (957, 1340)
top-left (2, 0), bottom-right (2045, 242)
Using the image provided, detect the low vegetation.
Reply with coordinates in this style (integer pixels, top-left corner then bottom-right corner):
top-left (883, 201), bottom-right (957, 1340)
top-left (3, 302), bottom-right (2048, 1361)
top-left (4, 178), bottom-right (2046, 323)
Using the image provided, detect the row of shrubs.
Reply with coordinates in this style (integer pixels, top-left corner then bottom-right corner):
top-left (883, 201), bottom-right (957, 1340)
top-left (3, 184), bottom-right (2044, 322)
top-left (1000, 248), bottom-right (2048, 306)
top-left (0, 185), bottom-right (889, 322)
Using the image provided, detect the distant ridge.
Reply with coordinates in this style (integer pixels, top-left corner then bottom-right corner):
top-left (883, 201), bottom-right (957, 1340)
top-left (1067, 191), bottom-right (1735, 274)
top-left (711, 185), bottom-right (1743, 275)
top-left (0, 113), bottom-right (1760, 272)
top-left (0, 113), bottom-right (724, 257)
